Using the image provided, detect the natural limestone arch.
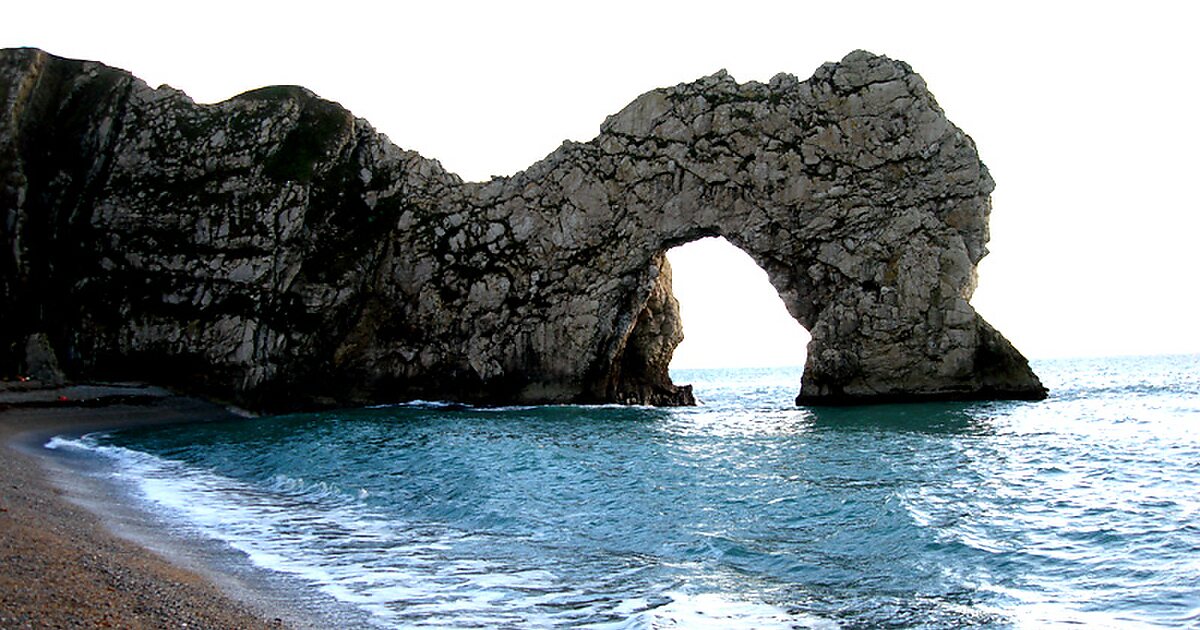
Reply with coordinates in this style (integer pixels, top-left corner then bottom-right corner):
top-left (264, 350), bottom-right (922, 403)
top-left (0, 48), bottom-right (1045, 410)
top-left (438, 51), bottom-right (1045, 406)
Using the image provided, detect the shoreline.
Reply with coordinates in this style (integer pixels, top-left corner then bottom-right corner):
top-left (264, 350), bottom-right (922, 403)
top-left (0, 382), bottom-right (347, 629)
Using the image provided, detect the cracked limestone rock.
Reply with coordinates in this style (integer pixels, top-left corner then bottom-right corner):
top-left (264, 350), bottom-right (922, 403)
top-left (0, 48), bottom-right (1045, 410)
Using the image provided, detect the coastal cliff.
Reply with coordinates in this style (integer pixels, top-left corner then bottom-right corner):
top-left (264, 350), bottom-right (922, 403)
top-left (0, 48), bottom-right (1045, 410)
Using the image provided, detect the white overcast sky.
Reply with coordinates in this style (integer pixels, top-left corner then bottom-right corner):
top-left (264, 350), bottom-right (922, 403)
top-left (5, 1), bottom-right (1198, 367)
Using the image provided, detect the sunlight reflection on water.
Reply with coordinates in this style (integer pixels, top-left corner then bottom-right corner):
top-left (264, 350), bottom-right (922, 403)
top-left (47, 354), bottom-right (1200, 628)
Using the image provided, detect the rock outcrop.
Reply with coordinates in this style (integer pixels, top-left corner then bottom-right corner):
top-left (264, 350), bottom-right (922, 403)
top-left (0, 48), bottom-right (1045, 410)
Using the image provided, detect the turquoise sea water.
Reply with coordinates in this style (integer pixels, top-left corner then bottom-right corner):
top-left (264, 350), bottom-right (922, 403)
top-left (50, 355), bottom-right (1200, 628)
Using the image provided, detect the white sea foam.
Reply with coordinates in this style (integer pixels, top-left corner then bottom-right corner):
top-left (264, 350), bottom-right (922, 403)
top-left (44, 434), bottom-right (107, 451)
top-left (596, 591), bottom-right (836, 630)
top-left (41, 357), bottom-right (1198, 628)
top-left (44, 433), bottom-right (825, 628)
top-left (367, 399), bottom-right (659, 413)
top-left (365, 400), bottom-right (465, 409)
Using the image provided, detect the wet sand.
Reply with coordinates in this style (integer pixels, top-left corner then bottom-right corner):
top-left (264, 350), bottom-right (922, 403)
top-left (0, 382), bottom-right (288, 629)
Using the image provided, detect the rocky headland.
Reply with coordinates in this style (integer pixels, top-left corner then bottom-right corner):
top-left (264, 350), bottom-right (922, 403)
top-left (0, 48), bottom-right (1045, 410)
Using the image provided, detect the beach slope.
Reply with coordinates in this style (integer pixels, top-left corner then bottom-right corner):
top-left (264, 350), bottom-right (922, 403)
top-left (0, 383), bottom-right (285, 629)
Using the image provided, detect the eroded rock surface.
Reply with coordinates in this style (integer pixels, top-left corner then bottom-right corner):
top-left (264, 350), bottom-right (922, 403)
top-left (0, 48), bottom-right (1045, 410)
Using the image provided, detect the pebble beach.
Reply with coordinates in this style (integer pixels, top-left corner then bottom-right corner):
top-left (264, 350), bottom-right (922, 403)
top-left (0, 383), bottom-right (286, 629)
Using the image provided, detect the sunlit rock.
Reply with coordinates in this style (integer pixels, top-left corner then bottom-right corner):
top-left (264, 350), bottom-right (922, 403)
top-left (0, 47), bottom-right (1045, 409)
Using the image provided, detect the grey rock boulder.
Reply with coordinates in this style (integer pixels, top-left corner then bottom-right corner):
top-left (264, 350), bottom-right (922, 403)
top-left (22, 332), bottom-right (65, 385)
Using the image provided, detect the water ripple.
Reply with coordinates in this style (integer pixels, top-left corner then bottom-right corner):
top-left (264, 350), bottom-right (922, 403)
top-left (54, 354), bottom-right (1200, 628)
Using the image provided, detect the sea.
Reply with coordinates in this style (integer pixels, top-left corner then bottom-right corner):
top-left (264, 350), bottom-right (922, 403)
top-left (44, 354), bottom-right (1200, 628)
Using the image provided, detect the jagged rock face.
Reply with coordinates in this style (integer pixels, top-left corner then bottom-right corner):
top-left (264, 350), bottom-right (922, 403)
top-left (0, 48), bottom-right (1045, 410)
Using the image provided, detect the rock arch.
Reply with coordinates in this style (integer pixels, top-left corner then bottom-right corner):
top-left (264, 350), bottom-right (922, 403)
top-left (0, 48), bottom-right (1046, 410)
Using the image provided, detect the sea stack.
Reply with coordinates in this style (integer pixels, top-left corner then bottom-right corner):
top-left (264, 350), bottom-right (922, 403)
top-left (0, 48), bottom-right (1046, 410)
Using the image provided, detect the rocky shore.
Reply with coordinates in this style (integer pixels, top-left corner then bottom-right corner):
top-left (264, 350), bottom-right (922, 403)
top-left (0, 382), bottom-right (289, 629)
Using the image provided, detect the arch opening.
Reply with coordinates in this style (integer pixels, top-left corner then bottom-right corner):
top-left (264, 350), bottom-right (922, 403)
top-left (665, 236), bottom-right (811, 372)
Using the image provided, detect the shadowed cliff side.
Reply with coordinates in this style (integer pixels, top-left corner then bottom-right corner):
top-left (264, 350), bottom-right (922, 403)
top-left (0, 47), bottom-right (1045, 411)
